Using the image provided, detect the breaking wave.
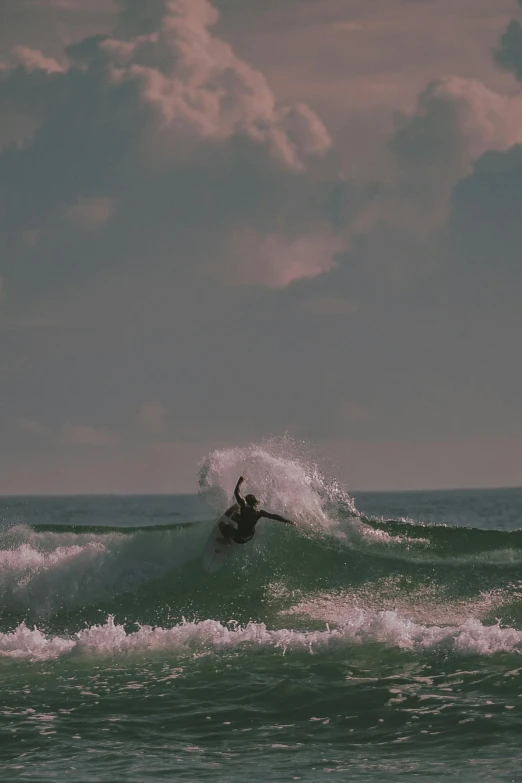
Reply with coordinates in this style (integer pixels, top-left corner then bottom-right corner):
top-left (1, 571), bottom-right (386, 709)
top-left (1, 439), bottom-right (521, 663)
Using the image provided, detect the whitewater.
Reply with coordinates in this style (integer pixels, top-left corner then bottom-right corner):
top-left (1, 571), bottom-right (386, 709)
top-left (1, 441), bottom-right (522, 781)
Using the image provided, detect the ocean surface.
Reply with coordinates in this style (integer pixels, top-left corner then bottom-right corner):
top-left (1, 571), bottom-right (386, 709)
top-left (1, 444), bottom-right (522, 782)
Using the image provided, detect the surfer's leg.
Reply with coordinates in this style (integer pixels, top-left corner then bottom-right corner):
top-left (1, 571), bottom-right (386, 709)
top-left (217, 522), bottom-right (236, 545)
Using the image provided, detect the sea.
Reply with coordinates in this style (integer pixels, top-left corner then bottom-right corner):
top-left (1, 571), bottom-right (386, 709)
top-left (1, 443), bottom-right (522, 782)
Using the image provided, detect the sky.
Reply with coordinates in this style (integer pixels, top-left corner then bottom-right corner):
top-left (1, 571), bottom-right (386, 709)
top-left (1, 0), bottom-right (522, 493)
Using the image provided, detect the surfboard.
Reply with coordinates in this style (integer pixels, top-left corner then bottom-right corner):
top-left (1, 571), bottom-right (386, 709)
top-left (202, 505), bottom-right (241, 573)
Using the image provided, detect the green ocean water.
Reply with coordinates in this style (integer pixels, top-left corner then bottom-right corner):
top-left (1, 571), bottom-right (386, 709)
top-left (1, 444), bottom-right (522, 782)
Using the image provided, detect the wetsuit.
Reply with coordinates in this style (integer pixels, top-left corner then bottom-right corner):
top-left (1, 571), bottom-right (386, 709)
top-left (233, 505), bottom-right (264, 543)
top-left (220, 505), bottom-right (267, 544)
top-left (219, 479), bottom-right (292, 544)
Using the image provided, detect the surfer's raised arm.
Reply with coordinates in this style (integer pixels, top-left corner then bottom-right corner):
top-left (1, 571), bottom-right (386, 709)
top-left (259, 510), bottom-right (297, 527)
top-left (234, 476), bottom-right (246, 508)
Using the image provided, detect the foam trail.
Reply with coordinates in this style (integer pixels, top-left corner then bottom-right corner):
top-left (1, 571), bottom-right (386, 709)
top-left (2, 610), bottom-right (522, 662)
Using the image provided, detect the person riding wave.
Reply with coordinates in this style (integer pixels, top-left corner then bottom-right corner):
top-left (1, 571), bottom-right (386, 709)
top-left (217, 476), bottom-right (297, 545)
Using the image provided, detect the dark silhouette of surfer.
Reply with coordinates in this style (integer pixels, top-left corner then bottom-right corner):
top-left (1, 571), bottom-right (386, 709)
top-left (217, 476), bottom-right (297, 545)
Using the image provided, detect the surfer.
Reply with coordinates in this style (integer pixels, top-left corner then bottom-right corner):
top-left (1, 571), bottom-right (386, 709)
top-left (217, 476), bottom-right (297, 545)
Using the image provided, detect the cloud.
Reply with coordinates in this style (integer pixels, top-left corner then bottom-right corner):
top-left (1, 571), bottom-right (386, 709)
top-left (64, 196), bottom-right (118, 228)
top-left (297, 68), bottom-right (522, 305)
top-left (82, 0), bottom-right (331, 171)
top-left (388, 76), bottom-right (522, 225)
top-left (0, 64), bottom-right (68, 151)
top-left (392, 77), bottom-right (522, 171)
top-left (12, 46), bottom-right (66, 73)
top-left (61, 423), bottom-right (120, 447)
top-left (223, 228), bottom-right (341, 288)
top-left (2, 0), bottom-right (522, 492)
top-left (437, 9), bottom-right (522, 282)
top-left (335, 72), bottom-right (522, 247)
top-left (494, 19), bottom-right (522, 81)
top-left (13, 416), bottom-right (50, 436)
top-left (0, 0), bottom-right (338, 298)
top-left (137, 400), bottom-right (166, 434)
top-left (446, 142), bottom-right (522, 274)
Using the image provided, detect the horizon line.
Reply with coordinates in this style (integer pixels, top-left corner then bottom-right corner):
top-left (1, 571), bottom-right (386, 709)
top-left (0, 484), bottom-right (521, 498)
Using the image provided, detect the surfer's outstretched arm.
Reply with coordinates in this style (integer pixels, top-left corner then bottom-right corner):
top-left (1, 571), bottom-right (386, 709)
top-left (234, 476), bottom-right (246, 508)
top-left (260, 511), bottom-right (297, 527)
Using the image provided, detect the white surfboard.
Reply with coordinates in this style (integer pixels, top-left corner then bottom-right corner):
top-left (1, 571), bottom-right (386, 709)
top-left (202, 506), bottom-right (241, 573)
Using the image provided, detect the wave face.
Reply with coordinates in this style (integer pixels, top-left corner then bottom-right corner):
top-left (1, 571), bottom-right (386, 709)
top-left (1, 442), bottom-right (522, 781)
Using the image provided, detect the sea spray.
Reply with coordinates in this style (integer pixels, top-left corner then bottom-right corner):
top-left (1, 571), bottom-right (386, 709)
top-left (198, 436), bottom-right (358, 531)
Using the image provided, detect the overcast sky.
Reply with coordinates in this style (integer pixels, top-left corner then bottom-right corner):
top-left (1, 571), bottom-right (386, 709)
top-left (1, 0), bottom-right (522, 493)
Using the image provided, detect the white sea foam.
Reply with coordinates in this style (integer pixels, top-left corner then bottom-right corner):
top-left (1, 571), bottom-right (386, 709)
top-left (0, 623), bottom-right (75, 660)
top-left (2, 609), bottom-right (521, 662)
top-left (280, 580), bottom-right (509, 627)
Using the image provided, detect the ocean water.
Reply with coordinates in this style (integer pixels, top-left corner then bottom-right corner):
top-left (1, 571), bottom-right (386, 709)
top-left (1, 443), bottom-right (522, 782)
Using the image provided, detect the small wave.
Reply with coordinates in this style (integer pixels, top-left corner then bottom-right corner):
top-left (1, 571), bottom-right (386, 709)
top-left (364, 515), bottom-right (522, 555)
top-left (2, 610), bottom-right (522, 663)
top-left (0, 524), bottom-right (203, 616)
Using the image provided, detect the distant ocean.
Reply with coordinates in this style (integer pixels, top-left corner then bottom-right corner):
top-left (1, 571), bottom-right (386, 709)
top-left (1, 444), bottom-right (522, 782)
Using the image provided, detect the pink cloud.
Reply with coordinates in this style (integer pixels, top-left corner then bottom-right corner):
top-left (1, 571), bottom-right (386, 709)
top-left (137, 401), bottom-right (166, 434)
top-left (224, 228), bottom-right (341, 288)
top-left (61, 423), bottom-right (120, 448)
top-left (103, 0), bottom-right (331, 170)
top-left (13, 416), bottom-right (50, 436)
top-left (12, 46), bottom-right (66, 73)
top-left (395, 76), bottom-right (522, 170)
top-left (65, 196), bottom-right (118, 228)
top-left (347, 75), bottom-right (522, 237)
top-left (0, 0), bottom-right (342, 294)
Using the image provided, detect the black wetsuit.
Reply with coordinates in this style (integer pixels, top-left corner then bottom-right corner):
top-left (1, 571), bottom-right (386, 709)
top-left (220, 480), bottom-right (292, 544)
top-left (221, 504), bottom-right (287, 544)
top-left (233, 505), bottom-right (263, 543)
